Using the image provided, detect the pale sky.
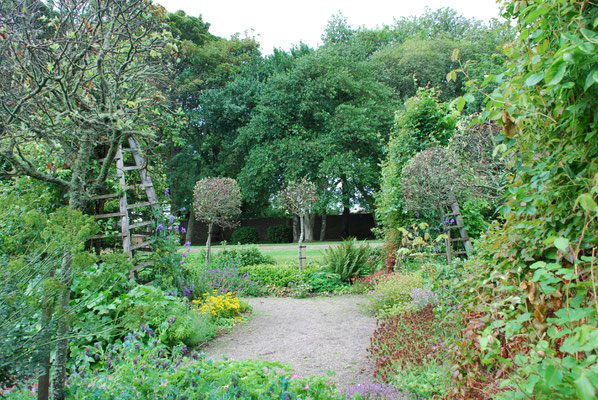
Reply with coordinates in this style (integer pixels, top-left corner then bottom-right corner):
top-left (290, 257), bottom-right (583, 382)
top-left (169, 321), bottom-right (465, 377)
top-left (156, 0), bottom-right (502, 54)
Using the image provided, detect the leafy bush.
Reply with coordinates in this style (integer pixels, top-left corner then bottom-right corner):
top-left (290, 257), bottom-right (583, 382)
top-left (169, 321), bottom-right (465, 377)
top-left (367, 272), bottom-right (423, 316)
top-left (189, 266), bottom-right (263, 297)
top-left (368, 306), bottom-right (443, 383)
top-left (239, 264), bottom-right (308, 288)
top-left (350, 271), bottom-right (394, 294)
top-left (392, 363), bottom-right (450, 399)
top-left (215, 245), bottom-right (275, 268)
top-left (118, 285), bottom-right (215, 347)
top-left (322, 238), bottom-right (373, 282)
top-left (1, 322), bottom-right (343, 400)
top-left (306, 270), bottom-right (347, 293)
top-left (230, 226), bottom-right (259, 244)
top-left (266, 224), bottom-right (293, 243)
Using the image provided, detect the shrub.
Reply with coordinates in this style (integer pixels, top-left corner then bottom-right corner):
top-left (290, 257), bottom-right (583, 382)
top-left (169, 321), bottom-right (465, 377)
top-left (239, 264), bottom-right (308, 288)
top-left (118, 285), bottom-right (215, 347)
top-left (230, 226), bottom-right (259, 244)
top-left (266, 225), bottom-right (293, 243)
top-left (192, 266), bottom-right (262, 297)
top-left (215, 245), bottom-right (274, 267)
top-left (367, 272), bottom-right (423, 316)
top-left (392, 363), bottom-right (450, 399)
top-left (4, 323), bottom-right (342, 400)
top-left (322, 238), bottom-right (373, 282)
top-left (306, 270), bottom-right (347, 293)
top-left (350, 271), bottom-right (394, 294)
top-left (367, 305), bottom-right (443, 383)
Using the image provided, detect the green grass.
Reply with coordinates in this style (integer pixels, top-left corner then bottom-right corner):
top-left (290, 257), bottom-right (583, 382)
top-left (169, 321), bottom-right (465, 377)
top-left (261, 248), bottom-right (325, 265)
top-left (184, 240), bottom-right (382, 266)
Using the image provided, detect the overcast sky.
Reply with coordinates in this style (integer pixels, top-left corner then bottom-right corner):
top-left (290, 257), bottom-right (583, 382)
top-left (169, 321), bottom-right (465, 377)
top-left (156, 0), bottom-right (502, 54)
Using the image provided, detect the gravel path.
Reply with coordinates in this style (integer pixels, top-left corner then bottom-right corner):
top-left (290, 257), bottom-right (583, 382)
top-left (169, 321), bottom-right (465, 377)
top-left (203, 295), bottom-right (376, 392)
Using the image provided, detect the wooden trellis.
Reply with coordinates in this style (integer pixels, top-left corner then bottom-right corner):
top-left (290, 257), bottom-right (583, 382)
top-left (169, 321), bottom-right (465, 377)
top-left (440, 201), bottom-right (472, 264)
top-left (89, 137), bottom-right (158, 279)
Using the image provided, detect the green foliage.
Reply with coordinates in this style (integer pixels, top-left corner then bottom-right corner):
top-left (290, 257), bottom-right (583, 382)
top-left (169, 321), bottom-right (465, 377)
top-left (231, 226), bottom-right (260, 244)
top-left (395, 222), bottom-right (447, 264)
top-left (367, 272), bottom-right (423, 316)
top-left (376, 88), bottom-right (458, 231)
top-left (306, 270), bottom-right (347, 293)
top-left (193, 177), bottom-right (242, 228)
top-left (212, 246), bottom-right (275, 268)
top-left (393, 363), bottom-right (450, 399)
top-left (239, 264), bottom-right (309, 288)
top-left (322, 238), bottom-right (374, 282)
top-left (4, 322), bottom-right (342, 400)
top-left (266, 225), bottom-right (293, 243)
top-left (443, 1), bottom-right (598, 398)
top-left (400, 146), bottom-right (462, 211)
top-left (119, 285), bottom-right (215, 347)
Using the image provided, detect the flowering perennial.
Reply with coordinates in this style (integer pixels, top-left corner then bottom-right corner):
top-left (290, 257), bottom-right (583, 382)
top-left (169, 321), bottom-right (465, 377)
top-left (193, 291), bottom-right (241, 320)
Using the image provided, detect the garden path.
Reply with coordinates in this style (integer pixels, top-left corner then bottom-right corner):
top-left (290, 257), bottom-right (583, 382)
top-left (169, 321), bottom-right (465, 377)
top-left (203, 295), bottom-right (376, 393)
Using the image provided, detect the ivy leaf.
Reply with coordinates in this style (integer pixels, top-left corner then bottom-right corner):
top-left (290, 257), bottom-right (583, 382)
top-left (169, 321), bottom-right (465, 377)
top-left (553, 237), bottom-right (569, 251)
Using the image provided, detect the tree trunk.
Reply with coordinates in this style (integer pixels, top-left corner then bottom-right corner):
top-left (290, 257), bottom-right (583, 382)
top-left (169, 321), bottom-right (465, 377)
top-left (298, 214), bottom-right (304, 269)
top-left (185, 209), bottom-right (195, 244)
top-left (205, 222), bottom-right (213, 265)
top-left (341, 206), bottom-right (350, 238)
top-left (52, 254), bottom-right (72, 400)
top-left (292, 215), bottom-right (299, 242)
top-left (319, 213), bottom-right (327, 241)
top-left (304, 213), bottom-right (315, 242)
top-left (37, 296), bottom-right (54, 400)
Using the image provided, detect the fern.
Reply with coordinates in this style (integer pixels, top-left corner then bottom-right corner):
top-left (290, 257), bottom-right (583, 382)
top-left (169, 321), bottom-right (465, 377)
top-left (323, 238), bottom-right (372, 281)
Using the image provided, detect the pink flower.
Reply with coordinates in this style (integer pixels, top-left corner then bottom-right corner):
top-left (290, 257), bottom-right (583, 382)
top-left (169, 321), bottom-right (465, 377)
top-left (304, 383), bottom-right (309, 390)
top-left (290, 373), bottom-right (299, 380)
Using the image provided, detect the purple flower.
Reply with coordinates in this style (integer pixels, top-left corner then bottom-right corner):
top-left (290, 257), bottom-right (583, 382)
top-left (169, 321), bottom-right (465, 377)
top-left (181, 227), bottom-right (186, 234)
top-left (415, 212), bottom-right (420, 218)
top-left (445, 218), bottom-right (450, 223)
top-left (184, 241), bottom-right (191, 247)
top-left (450, 218), bottom-right (455, 225)
top-left (157, 224), bottom-right (164, 231)
top-left (182, 207), bottom-right (186, 211)
top-left (169, 216), bottom-right (175, 224)
top-left (174, 225), bottom-right (179, 232)
top-left (180, 260), bottom-right (184, 265)
top-left (165, 188), bottom-right (170, 197)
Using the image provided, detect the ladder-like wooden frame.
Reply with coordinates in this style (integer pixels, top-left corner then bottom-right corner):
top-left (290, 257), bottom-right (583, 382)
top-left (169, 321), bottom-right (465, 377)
top-left (91, 137), bottom-right (158, 278)
top-left (440, 200), bottom-right (473, 264)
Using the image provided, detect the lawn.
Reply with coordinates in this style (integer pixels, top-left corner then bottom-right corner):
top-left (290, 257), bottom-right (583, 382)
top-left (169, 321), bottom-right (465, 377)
top-left (185, 240), bottom-right (382, 266)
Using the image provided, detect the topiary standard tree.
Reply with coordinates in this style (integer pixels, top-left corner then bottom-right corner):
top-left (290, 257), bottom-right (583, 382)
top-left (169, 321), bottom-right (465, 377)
top-left (276, 179), bottom-right (318, 269)
top-left (193, 177), bottom-right (241, 264)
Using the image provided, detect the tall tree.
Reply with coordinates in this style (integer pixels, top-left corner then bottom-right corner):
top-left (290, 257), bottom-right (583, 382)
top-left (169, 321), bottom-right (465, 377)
top-left (236, 45), bottom-right (397, 227)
